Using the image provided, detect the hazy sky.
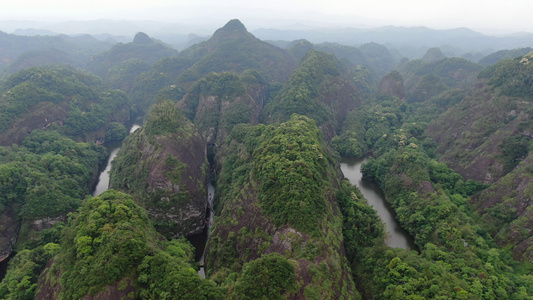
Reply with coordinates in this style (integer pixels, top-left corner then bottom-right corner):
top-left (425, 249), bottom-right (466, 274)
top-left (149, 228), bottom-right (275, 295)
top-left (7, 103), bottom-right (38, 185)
top-left (1, 0), bottom-right (532, 34)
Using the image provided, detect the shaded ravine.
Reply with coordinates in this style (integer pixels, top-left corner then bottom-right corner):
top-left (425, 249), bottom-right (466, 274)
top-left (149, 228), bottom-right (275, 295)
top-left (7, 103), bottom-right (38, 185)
top-left (187, 182), bottom-right (214, 279)
top-left (0, 253), bottom-right (15, 283)
top-left (340, 157), bottom-right (416, 250)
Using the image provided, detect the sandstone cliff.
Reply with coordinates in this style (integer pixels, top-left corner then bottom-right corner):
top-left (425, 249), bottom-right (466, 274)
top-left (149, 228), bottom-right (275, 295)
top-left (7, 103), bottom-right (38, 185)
top-left (110, 100), bottom-right (208, 238)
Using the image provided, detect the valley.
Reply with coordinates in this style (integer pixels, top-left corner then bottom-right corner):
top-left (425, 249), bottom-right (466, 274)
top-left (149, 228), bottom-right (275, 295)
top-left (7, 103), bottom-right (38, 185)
top-left (0, 18), bottom-right (532, 299)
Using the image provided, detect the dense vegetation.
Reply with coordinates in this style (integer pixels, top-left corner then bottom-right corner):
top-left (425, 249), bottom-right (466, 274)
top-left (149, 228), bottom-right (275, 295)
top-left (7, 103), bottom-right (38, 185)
top-left (0, 130), bottom-right (107, 299)
top-left (207, 115), bottom-right (359, 298)
top-left (333, 60), bottom-right (533, 297)
top-left (2, 18), bottom-right (533, 300)
top-left (0, 130), bottom-right (106, 222)
top-left (40, 189), bottom-right (222, 299)
top-left (0, 67), bottom-right (131, 145)
top-left (356, 130), bottom-right (533, 298)
top-left (262, 50), bottom-right (362, 140)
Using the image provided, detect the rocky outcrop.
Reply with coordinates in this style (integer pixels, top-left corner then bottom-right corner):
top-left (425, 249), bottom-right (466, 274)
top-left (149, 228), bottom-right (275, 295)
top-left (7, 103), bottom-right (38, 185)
top-left (110, 100), bottom-right (208, 238)
top-left (378, 70), bottom-right (405, 99)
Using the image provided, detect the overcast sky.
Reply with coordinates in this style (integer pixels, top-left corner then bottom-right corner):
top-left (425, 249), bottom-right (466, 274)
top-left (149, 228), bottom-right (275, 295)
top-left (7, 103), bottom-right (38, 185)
top-left (1, 0), bottom-right (532, 34)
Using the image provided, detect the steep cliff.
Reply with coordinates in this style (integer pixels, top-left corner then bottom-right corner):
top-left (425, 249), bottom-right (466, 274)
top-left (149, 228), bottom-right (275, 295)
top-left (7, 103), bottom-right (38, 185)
top-left (110, 100), bottom-right (208, 238)
top-left (206, 115), bottom-right (358, 299)
top-left (178, 70), bottom-right (268, 145)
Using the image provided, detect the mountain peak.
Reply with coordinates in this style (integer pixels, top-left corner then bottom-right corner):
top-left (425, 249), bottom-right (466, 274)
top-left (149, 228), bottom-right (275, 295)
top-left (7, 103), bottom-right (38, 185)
top-left (222, 19), bottom-right (247, 32)
top-left (213, 19), bottom-right (248, 38)
top-left (132, 32), bottom-right (153, 45)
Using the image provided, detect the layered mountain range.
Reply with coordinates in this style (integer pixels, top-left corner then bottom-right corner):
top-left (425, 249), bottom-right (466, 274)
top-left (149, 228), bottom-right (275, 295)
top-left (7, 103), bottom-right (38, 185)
top-left (0, 19), bottom-right (533, 299)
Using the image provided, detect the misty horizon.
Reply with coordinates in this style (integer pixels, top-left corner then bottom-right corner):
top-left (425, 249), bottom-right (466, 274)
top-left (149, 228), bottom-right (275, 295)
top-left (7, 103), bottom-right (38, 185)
top-left (1, 0), bottom-right (533, 36)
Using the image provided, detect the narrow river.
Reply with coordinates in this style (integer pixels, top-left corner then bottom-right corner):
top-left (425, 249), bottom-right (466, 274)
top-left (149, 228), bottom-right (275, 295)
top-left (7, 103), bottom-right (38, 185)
top-left (0, 123), bottom-right (142, 283)
top-left (340, 157), bottom-right (416, 250)
top-left (92, 124), bottom-right (140, 197)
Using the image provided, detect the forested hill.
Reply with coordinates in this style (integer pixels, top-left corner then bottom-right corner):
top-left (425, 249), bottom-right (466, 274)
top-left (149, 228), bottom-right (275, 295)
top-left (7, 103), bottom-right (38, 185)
top-left (86, 32), bottom-right (179, 84)
top-left (207, 115), bottom-right (361, 298)
top-left (110, 100), bottom-right (209, 239)
top-left (426, 51), bottom-right (533, 261)
top-left (0, 31), bottom-right (113, 76)
top-left (0, 67), bottom-right (131, 146)
top-left (263, 50), bottom-right (363, 140)
top-left (1, 18), bottom-right (533, 299)
top-left (176, 19), bottom-right (297, 85)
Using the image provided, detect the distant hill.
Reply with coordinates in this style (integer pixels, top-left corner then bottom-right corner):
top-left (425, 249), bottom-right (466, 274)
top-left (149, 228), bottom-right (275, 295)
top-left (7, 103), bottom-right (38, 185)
top-left (478, 47), bottom-right (533, 66)
top-left (0, 31), bottom-right (113, 75)
top-left (285, 40), bottom-right (398, 80)
top-left (253, 26), bottom-right (533, 59)
top-left (177, 19), bottom-right (297, 85)
top-left (398, 48), bottom-right (483, 103)
top-left (86, 32), bottom-right (179, 79)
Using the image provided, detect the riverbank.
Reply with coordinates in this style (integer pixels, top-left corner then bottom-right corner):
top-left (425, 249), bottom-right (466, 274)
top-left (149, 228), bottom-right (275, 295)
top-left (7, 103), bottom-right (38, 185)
top-left (340, 157), bottom-right (416, 250)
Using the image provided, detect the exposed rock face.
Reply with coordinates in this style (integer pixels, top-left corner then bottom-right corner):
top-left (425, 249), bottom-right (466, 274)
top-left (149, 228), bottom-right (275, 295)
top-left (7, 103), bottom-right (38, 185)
top-left (0, 207), bottom-right (17, 262)
top-left (110, 100), bottom-right (208, 238)
top-left (426, 81), bottom-right (530, 184)
top-left (30, 216), bottom-right (66, 232)
top-left (471, 153), bottom-right (533, 262)
top-left (378, 70), bottom-right (405, 99)
top-left (178, 71), bottom-right (268, 145)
